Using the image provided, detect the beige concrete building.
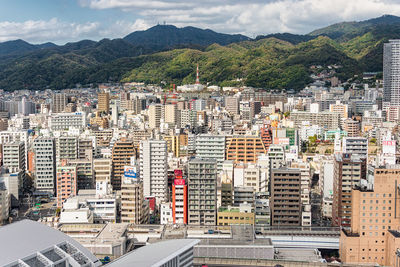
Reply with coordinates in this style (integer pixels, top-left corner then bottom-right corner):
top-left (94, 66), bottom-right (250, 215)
top-left (121, 181), bottom-right (147, 224)
top-left (97, 92), bottom-right (110, 113)
top-left (329, 102), bottom-right (348, 119)
top-left (93, 158), bottom-right (112, 183)
top-left (217, 207), bottom-right (255, 226)
top-left (340, 168), bottom-right (400, 266)
top-left (164, 104), bottom-right (179, 126)
top-left (111, 139), bottom-right (136, 191)
top-left (343, 118), bottom-right (360, 137)
top-left (333, 153), bottom-right (366, 229)
top-left (148, 104), bottom-right (163, 129)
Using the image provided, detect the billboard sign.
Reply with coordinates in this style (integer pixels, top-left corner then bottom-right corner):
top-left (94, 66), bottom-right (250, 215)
top-left (174, 179), bottom-right (185, 186)
top-left (124, 166), bottom-right (137, 179)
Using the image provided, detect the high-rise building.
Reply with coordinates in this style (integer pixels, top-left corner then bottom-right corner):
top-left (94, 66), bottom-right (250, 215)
top-left (383, 39), bottom-right (400, 105)
top-left (260, 124), bottom-right (273, 153)
top-left (52, 93), bottom-right (67, 113)
top-left (188, 158), bottom-right (217, 225)
top-left (172, 170), bottom-right (187, 224)
top-left (195, 134), bottom-right (225, 172)
top-left (111, 139), bottom-right (136, 191)
top-left (226, 136), bottom-right (267, 164)
top-left (56, 165), bottom-right (77, 208)
top-left (121, 181), bottom-right (146, 224)
top-left (2, 142), bottom-right (25, 173)
top-left (270, 168), bottom-right (302, 226)
top-left (97, 92), bottom-right (110, 113)
top-left (340, 168), bottom-right (400, 266)
top-left (148, 104), bottom-right (164, 129)
top-left (333, 153), bottom-right (367, 229)
top-left (164, 104), bottom-right (179, 126)
top-left (140, 140), bottom-right (168, 203)
top-left (33, 137), bottom-right (56, 194)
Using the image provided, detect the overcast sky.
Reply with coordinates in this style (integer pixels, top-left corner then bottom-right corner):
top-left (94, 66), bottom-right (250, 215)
top-left (1, 0), bottom-right (400, 44)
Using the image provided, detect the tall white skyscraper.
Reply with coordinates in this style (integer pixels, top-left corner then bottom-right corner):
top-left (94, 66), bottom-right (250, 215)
top-left (140, 140), bottom-right (168, 203)
top-left (384, 39), bottom-right (400, 105)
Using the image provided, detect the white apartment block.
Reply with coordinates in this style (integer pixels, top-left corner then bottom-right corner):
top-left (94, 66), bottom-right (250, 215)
top-left (2, 141), bottom-right (25, 173)
top-left (140, 140), bottom-right (168, 203)
top-left (50, 112), bottom-right (86, 131)
top-left (195, 134), bottom-right (225, 172)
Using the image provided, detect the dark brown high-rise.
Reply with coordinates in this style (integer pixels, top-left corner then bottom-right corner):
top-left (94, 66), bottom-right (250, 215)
top-left (270, 168), bottom-right (302, 226)
top-left (112, 139), bottom-right (136, 191)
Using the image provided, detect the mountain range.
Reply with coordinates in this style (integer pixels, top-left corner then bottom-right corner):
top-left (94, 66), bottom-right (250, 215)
top-left (1, 15), bottom-right (400, 91)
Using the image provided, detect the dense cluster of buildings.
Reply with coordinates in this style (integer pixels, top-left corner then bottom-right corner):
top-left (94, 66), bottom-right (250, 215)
top-left (2, 40), bottom-right (400, 266)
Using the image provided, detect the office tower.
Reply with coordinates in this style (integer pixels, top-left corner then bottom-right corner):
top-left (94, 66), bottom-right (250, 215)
top-left (180, 109), bottom-right (197, 128)
top-left (2, 142), bottom-right (25, 173)
top-left (148, 104), bottom-right (163, 129)
top-left (97, 92), bottom-right (110, 113)
top-left (111, 139), bottom-right (136, 191)
top-left (270, 168), bottom-right (302, 226)
top-left (164, 104), bottom-right (179, 126)
top-left (140, 140), bottom-right (168, 203)
top-left (342, 137), bottom-right (368, 156)
top-left (172, 170), bottom-right (187, 224)
top-left (188, 158), bottom-right (217, 225)
top-left (384, 40), bottom-right (400, 105)
top-left (33, 137), bottom-right (56, 194)
top-left (226, 136), bottom-right (267, 164)
top-left (225, 96), bottom-right (239, 115)
top-left (343, 119), bottom-right (360, 137)
top-left (52, 93), bottom-right (67, 113)
top-left (333, 153), bottom-right (367, 229)
top-left (56, 165), bottom-right (77, 208)
top-left (57, 136), bottom-right (78, 162)
top-left (340, 168), bottom-right (400, 266)
top-left (50, 112), bottom-right (86, 130)
top-left (195, 134), bottom-right (225, 172)
top-left (93, 158), bottom-right (112, 183)
top-left (121, 181), bottom-right (146, 224)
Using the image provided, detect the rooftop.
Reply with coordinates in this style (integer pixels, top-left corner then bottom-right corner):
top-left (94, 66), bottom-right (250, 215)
top-left (107, 239), bottom-right (200, 267)
top-left (0, 219), bottom-right (100, 266)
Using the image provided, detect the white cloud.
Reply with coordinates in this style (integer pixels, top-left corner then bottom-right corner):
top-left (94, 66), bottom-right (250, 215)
top-left (0, 18), bottom-right (151, 44)
top-left (0, 18), bottom-right (100, 44)
top-left (78, 0), bottom-right (400, 36)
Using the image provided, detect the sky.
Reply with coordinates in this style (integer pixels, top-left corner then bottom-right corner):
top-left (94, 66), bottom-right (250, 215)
top-left (2, 0), bottom-right (400, 44)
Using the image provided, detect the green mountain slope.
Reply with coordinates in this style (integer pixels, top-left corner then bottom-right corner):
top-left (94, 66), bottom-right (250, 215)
top-left (0, 15), bottom-right (400, 91)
